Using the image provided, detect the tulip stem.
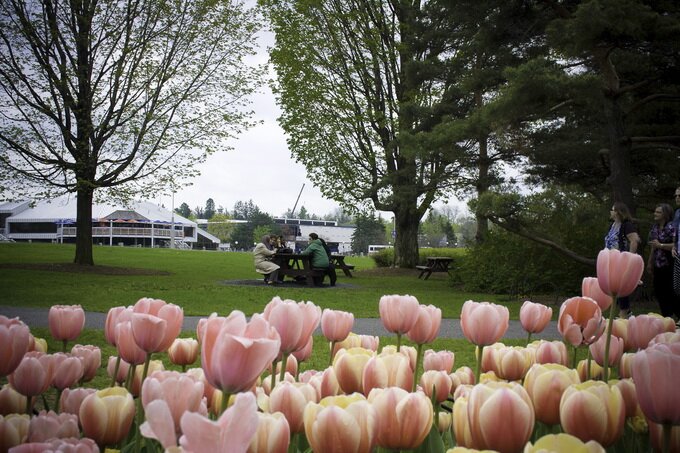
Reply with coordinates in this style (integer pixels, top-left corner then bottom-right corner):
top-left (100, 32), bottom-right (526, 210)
top-left (221, 391), bottom-right (231, 415)
top-left (111, 356), bottom-right (122, 387)
top-left (55, 388), bottom-right (62, 413)
top-left (396, 333), bottom-right (402, 352)
top-left (329, 341), bottom-right (336, 366)
top-left (586, 348), bottom-right (592, 380)
top-left (602, 300), bottom-right (616, 383)
top-left (25, 397), bottom-right (31, 415)
top-left (663, 423), bottom-right (671, 453)
top-left (571, 346), bottom-right (578, 370)
top-left (279, 352), bottom-right (289, 383)
top-left (475, 345), bottom-right (484, 383)
top-left (270, 359), bottom-right (278, 391)
top-left (413, 343), bottom-right (424, 392)
top-left (62, 339), bottom-right (68, 353)
top-left (526, 332), bottom-right (532, 347)
top-left (125, 364), bottom-right (136, 392)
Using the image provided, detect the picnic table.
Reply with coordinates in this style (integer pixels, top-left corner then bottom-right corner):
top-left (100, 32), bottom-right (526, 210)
top-left (331, 254), bottom-right (355, 277)
top-left (272, 253), bottom-right (326, 286)
top-left (416, 256), bottom-right (453, 280)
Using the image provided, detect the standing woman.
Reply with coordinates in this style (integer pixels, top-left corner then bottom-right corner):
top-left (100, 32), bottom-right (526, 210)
top-left (647, 203), bottom-right (680, 320)
top-left (604, 202), bottom-right (641, 318)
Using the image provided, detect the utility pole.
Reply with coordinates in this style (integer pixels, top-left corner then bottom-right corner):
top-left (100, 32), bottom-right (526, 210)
top-left (170, 191), bottom-right (175, 249)
top-left (290, 183), bottom-right (305, 218)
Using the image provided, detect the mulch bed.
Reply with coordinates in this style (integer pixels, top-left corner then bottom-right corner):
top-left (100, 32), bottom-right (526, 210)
top-left (0, 263), bottom-right (171, 276)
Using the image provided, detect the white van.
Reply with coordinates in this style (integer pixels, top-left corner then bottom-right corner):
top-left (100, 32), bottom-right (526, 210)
top-left (368, 244), bottom-right (392, 254)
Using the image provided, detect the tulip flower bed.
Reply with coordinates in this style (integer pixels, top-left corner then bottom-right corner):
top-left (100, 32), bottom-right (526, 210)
top-left (1, 249), bottom-right (679, 453)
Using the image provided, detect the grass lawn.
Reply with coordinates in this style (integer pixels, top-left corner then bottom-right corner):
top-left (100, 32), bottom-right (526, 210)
top-left (0, 242), bottom-right (528, 318)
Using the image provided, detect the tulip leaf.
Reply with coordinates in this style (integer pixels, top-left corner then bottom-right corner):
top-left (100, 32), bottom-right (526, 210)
top-left (413, 425), bottom-right (446, 453)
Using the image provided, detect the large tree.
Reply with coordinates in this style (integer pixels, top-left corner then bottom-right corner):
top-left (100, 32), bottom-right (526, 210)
top-left (0, 0), bottom-right (262, 264)
top-left (263, 0), bottom-right (468, 267)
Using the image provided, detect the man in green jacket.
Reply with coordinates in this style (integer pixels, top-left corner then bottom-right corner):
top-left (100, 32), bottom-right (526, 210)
top-left (301, 232), bottom-right (331, 285)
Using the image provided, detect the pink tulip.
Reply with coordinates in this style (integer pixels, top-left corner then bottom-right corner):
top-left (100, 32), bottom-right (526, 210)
top-left (28, 336), bottom-right (46, 353)
top-left (141, 370), bottom-right (207, 438)
top-left (27, 410), bottom-right (79, 442)
top-left (0, 384), bottom-right (27, 415)
top-left (557, 297), bottom-right (605, 347)
top-left (70, 344), bottom-right (101, 382)
top-left (618, 352), bottom-right (635, 379)
top-left (525, 433), bottom-right (606, 453)
top-left (317, 367), bottom-right (341, 399)
top-left (467, 381), bottom-right (535, 453)
top-left (649, 331), bottom-right (680, 347)
top-left (627, 314), bottom-right (668, 351)
top-left (260, 370), bottom-right (295, 397)
top-left (79, 387), bottom-right (135, 447)
top-left (577, 359), bottom-right (603, 381)
top-left (179, 392), bottom-right (259, 452)
top-left (530, 340), bottom-right (569, 366)
top-left (292, 336), bottom-right (313, 363)
top-left (131, 360), bottom-right (164, 397)
top-left (8, 352), bottom-right (54, 400)
top-left (590, 333), bottom-right (623, 367)
top-left (331, 334), bottom-right (379, 357)
top-left (582, 277), bottom-right (613, 310)
top-left (130, 313), bottom-right (168, 354)
top-left (9, 437), bottom-right (99, 453)
top-left (419, 370), bottom-right (452, 403)
top-left (106, 356), bottom-right (129, 385)
top-left (612, 318), bottom-right (630, 350)
top-left (490, 345), bottom-right (535, 381)
top-left (0, 414), bottom-right (30, 453)
top-left (0, 316), bottom-right (31, 378)
top-left (249, 412), bottom-right (290, 453)
top-left (104, 306), bottom-right (132, 346)
top-left (610, 379), bottom-right (639, 418)
top-left (559, 381), bottom-right (625, 447)
top-left (140, 399), bottom-right (180, 450)
top-left (48, 305), bottom-right (85, 343)
top-left (269, 381), bottom-right (317, 434)
top-left (186, 367), bottom-right (217, 412)
top-left (321, 309), bottom-right (354, 342)
top-left (449, 367), bottom-right (475, 394)
top-left (51, 353), bottom-right (84, 390)
top-left (201, 311), bottom-right (281, 395)
top-left (632, 343), bottom-right (680, 426)
top-left (115, 321), bottom-right (147, 365)
top-left (523, 363), bottom-right (580, 426)
top-left (520, 301), bottom-right (553, 334)
top-left (423, 349), bottom-right (455, 373)
top-left (333, 347), bottom-right (374, 395)
top-left (460, 300), bottom-right (509, 346)
top-left (368, 387), bottom-right (433, 450)
top-left (378, 294), bottom-right (420, 335)
top-left (649, 421), bottom-right (680, 453)
top-left (304, 394), bottom-right (377, 453)
top-left (167, 338), bottom-right (199, 367)
top-left (59, 387), bottom-right (96, 418)
top-left (264, 297), bottom-right (321, 354)
top-left (132, 298), bottom-right (183, 352)
top-left (405, 304), bottom-right (442, 344)
top-left (452, 395), bottom-right (474, 448)
top-left (362, 351), bottom-right (413, 395)
top-left (596, 248), bottom-right (644, 297)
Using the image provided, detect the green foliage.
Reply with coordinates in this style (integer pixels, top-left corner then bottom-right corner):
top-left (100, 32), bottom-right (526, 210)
top-left (231, 209), bottom-right (280, 249)
top-left (204, 198), bottom-right (216, 220)
top-left (351, 214), bottom-right (387, 254)
top-left (206, 213), bottom-right (235, 242)
top-left (371, 247), bottom-right (466, 268)
top-left (176, 202), bottom-right (192, 218)
top-left (458, 188), bottom-right (604, 296)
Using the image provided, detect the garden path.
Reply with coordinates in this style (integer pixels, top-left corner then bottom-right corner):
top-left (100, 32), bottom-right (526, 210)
top-left (0, 305), bottom-right (561, 340)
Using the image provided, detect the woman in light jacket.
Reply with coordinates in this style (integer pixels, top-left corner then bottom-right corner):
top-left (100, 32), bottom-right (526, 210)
top-left (253, 235), bottom-right (280, 284)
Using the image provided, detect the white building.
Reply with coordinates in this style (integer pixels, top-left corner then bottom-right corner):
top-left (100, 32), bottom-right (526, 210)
top-left (0, 195), bottom-right (219, 249)
top-left (274, 217), bottom-right (355, 254)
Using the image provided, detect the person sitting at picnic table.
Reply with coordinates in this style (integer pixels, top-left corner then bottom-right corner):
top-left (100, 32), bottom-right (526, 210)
top-left (318, 237), bottom-right (337, 287)
top-left (300, 232), bottom-right (334, 286)
top-left (253, 235), bottom-right (280, 285)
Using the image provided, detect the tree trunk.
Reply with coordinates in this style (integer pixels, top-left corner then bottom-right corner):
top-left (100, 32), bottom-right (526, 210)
top-left (595, 48), bottom-right (635, 213)
top-left (393, 207), bottom-right (420, 268)
top-left (74, 188), bottom-right (94, 265)
top-left (474, 88), bottom-right (490, 243)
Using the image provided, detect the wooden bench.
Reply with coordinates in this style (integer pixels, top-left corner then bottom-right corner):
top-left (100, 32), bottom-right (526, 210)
top-left (417, 257), bottom-right (453, 280)
top-left (272, 253), bottom-right (329, 286)
top-left (331, 255), bottom-right (355, 277)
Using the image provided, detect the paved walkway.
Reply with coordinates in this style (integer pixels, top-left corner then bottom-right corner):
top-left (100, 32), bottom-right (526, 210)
top-left (0, 305), bottom-right (561, 340)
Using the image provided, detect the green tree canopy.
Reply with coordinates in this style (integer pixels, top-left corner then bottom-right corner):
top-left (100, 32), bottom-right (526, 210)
top-left (351, 214), bottom-right (386, 254)
top-left (0, 0), bottom-right (263, 264)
